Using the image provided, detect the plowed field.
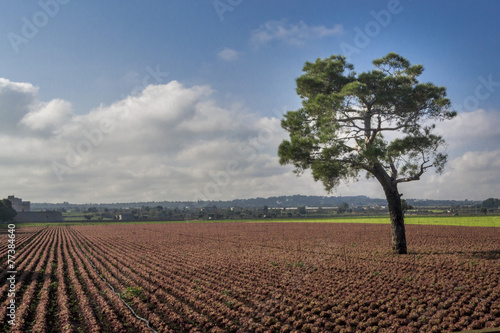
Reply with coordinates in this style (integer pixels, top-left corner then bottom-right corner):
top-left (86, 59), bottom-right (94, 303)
top-left (1, 223), bottom-right (499, 332)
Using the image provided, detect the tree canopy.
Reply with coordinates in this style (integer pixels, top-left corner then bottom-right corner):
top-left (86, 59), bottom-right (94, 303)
top-left (482, 198), bottom-right (499, 209)
top-left (278, 53), bottom-right (456, 254)
top-left (0, 199), bottom-right (17, 222)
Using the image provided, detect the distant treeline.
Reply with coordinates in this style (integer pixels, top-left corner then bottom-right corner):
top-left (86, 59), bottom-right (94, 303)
top-left (31, 195), bottom-right (482, 211)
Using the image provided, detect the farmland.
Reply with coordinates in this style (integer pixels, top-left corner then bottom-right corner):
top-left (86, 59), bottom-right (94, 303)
top-left (1, 222), bottom-right (499, 332)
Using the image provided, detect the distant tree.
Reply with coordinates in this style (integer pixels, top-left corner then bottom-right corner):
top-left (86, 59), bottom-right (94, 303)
top-left (297, 206), bottom-right (307, 215)
top-left (482, 198), bottom-right (499, 209)
top-left (84, 214), bottom-right (92, 221)
top-left (279, 53), bottom-right (456, 254)
top-left (401, 199), bottom-right (414, 216)
top-left (337, 202), bottom-right (349, 214)
top-left (0, 199), bottom-right (17, 222)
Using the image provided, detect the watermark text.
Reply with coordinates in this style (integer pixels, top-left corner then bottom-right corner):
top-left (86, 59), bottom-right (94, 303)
top-left (7, 0), bottom-right (71, 53)
top-left (6, 223), bottom-right (17, 326)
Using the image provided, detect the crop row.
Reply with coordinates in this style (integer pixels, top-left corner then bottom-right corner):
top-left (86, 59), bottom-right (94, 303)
top-left (1, 222), bottom-right (499, 332)
top-left (0, 227), bottom-right (152, 332)
top-left (69, 223), bottom-right (499, 332)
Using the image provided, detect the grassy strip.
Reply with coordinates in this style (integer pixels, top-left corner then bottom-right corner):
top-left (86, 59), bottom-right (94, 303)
top-left (405, 216), bottom-right (499, 227)
top-left (254, 215), bottom-right (500, 227)
top-left (13, 215), bottom-right (500, 228)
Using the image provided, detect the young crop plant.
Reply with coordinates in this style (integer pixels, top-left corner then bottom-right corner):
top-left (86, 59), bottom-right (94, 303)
top-left (3, 223), bottom-right (497, 331)
top-left (120, 286), bottom-right (143, 301)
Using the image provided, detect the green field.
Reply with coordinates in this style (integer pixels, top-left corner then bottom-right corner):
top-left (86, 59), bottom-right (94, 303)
top-left (239, 215), bottom-right (499, 227)
top-left (267, 215), bottom-right (500, 227)
top-left (7, 214), bottom-right (499, 228)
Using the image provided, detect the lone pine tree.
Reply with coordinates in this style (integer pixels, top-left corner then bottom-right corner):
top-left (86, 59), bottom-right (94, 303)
top-left (278, 53), bottom-right (456, 254)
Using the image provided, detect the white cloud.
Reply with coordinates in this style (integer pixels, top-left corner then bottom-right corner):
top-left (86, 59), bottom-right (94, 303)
top-left (20, 99), bottom-right (74, 135)
top-left (251, 19), bottom-right (343, 47)
top-left (398, 150), bottom-right (500, 200)
top-left (434, 109), bottom-right (500, 156)
top-left (218, 48), bottom-right (240, 61)
top-left (0, 78), bottom-right (319, 203)
top-left (394, 109), bottom-right (500, 200)
top-left (0, 78), bottom-right (38, 132)
top-left (1, 77), bottom-right (498, 203)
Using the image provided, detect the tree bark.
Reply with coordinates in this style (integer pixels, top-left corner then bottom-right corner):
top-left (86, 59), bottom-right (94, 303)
top-left (384, 183), bottom-right (407, 254)
top-left (371, 164), bottom-right (408, 254)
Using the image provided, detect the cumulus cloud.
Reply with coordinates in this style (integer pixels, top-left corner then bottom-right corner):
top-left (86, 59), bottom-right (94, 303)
top-left (1, 77), bottom-right (498, 203)
top-left (398, 149), bottom-right (500, 200)
top-left (218, 48), bottom-right (240, 61)
top-left (434, 109), bottom-right (500, 155)
top-left (394, 109), bottom-right (500, 200)
top-left (21, 99), bottom-right (74, 135)
top-left (0, 78), bottom-right (323, 203)
top-left (251, 19), bottom-right (343, 47)
top-left (0, 78), bottom-right (38, 132)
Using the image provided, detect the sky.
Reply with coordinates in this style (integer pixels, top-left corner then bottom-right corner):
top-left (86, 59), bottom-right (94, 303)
top-left (0, 1), bottom-right (499, 204)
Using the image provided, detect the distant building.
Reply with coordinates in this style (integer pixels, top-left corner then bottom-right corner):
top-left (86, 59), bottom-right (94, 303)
top-left (201, 206), bottom-right (217, 212)
top-left (15, 211), bottom-right (62, 222)
top-left (9, 195), bottom-right (62, 222)
top-left (118, 214), bottom-right (135, 221)
top-left (8, 195), bottom-right (30, 212)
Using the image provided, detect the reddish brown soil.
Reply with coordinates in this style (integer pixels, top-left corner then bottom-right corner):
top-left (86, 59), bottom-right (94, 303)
top-left (0, 223), bottom-right (498, 332)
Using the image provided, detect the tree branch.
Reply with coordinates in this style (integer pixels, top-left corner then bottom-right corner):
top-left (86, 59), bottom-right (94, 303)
top-left (377, 125), bottom-right (406, 131)
top-left (395, 152), bottom-right (432, 184)
top-left (389, 157), bottom-right (398, 180)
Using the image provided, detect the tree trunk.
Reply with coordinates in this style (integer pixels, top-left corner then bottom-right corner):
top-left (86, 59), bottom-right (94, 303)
top-left (384, 184), bottom-right (407, 254)
top-left (372, 165), bottom-right (408, 254)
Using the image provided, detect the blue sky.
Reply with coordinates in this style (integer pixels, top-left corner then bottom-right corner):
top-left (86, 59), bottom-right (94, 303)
top-left (0, 1), bottom-right (499, 203)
